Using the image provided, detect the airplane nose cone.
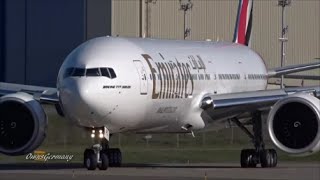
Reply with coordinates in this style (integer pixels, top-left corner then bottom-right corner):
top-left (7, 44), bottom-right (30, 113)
top-left (59, 79), bottom-right (103, 126)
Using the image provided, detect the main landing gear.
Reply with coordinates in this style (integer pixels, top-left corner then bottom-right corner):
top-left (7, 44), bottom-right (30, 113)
top-left (231, 111), bottom-right (277, 168)
top-left (83, 127), bottom-right (122, 170)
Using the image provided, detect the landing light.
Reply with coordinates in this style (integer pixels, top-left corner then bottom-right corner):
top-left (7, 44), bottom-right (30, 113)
top-left (91, 134), bottom-right (95, 138)
top-left (99, 134), bottom-right (104, 139)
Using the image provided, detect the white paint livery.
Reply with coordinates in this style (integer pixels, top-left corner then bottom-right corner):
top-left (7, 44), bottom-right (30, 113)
top-left (57, 37), bottom-right (267, 133)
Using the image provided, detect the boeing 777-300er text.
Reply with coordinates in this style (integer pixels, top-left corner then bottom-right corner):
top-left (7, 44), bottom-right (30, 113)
top-left (0, 0), bottom-right (320, 170)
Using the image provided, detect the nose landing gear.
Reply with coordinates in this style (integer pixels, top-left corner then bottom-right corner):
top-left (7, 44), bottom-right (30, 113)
top-left (84, 145), bottom-right (109, 170)
top-left (83, 127), bottom-right (122, 170)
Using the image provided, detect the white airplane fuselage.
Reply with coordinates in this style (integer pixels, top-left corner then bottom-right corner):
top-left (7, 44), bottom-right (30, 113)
top-left (57, 37), bottom-right (267, 133)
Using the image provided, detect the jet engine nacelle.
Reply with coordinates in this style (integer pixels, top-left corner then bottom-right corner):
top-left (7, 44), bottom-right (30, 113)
top-left (268, 93), bottom-right (320, 156)
top-left (0, 93), bottom-right (47, 155)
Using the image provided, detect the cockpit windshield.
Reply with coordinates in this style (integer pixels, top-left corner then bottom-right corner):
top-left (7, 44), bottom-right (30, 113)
top-left (108, 68), bottom-right (117, 78)
top-left (100, 68), bottom-right (117, 79)
top-left (100, 68), bottom-right (111, 78)
top-left (73, 68), bottom-right (86, 77)
top-left (86, 68), bottom-right (100, 77)
top-left (63, 68), bottom-right (75, 78)
top-left (64, 67), bottom-right (116, 79)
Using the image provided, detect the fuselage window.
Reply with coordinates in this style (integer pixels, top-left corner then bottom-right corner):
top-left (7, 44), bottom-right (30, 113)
top-left (73, 68), bottom-right (86, 77)
top-left (86, 68), bottom-right (101, 77)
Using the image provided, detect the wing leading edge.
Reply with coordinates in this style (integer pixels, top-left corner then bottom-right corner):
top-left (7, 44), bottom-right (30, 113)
top-left (201, 86), bottom-right (320, 110)
top-left (0, 82), bottom-right (59, 104)
top-left (268, 60), bottom-right (320, 77)
top-left (200, 86), bottom-right (320, 121)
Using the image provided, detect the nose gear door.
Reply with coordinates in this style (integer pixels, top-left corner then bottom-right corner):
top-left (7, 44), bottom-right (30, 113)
top-left (133, 60), bottom-right (148, 95)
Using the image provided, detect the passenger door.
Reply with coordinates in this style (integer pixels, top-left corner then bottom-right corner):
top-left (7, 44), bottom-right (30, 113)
top-left (133, 60), bottom-right (148, 95)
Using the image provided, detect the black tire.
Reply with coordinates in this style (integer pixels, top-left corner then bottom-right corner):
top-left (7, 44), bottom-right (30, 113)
top-left (269, 149), bottom-right (277, 167)
top-left (241, 149), bottom-right (257, 168)
top-left (248, 149), bottom-right (257, 168)
top-left (114, 148), bottom-right (122, 167)
top-left (260, 150), bottom-right (272, 168)
top-left (84, 149), bottom-right (97, 170)
top-left (108, 148), bottom-right (122, 167)
top-left (241, 149), bottom-right (249, 168)
top-left (108, 149), bottom-right (114, 167)
top-left (84, 149), bottom-right (90, 167)
top-left (98, 151), bottom-right (109, 170)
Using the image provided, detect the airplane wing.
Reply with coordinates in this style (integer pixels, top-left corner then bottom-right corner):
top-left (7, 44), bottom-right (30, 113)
top-left (284, 74), bottom-right (320, 80)
top-left (200, 86), bottom-right (320, 121)
top-left (267, 60), bottom-right (320, 77)
top-left (0, 82), bottom-right (59, 104)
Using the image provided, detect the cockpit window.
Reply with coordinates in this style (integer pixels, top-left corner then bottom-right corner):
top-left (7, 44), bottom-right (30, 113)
top-left (100, 68), bottom-right (116, 79)
top-left (86, 68), bottom-right (101, 76)
top-left (64, 68), bottom-right (74, 78)
top-left (73, 68), bottom-right (86, 77)
top-left (108, 68), bottom-right (117, 78)
top-left (100, 68), bottom-right (111, 78)
top-left (63, 67), bottom-right (116, 79)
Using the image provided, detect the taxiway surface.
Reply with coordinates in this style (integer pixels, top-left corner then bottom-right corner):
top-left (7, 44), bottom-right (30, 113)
top-left (0, 163), bottom-right (319, 180)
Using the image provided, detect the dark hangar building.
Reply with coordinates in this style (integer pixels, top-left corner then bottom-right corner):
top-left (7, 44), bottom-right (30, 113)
top-left (1, 0), bottom-right (319, 87)
top-left (0, 0), bottom-right (112, 87)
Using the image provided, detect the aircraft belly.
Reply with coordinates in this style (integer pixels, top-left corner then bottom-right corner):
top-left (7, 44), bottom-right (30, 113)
top-left (124, 97), bottom-right (195, 133)
top-left (143, 99), bottom-right (190, 132)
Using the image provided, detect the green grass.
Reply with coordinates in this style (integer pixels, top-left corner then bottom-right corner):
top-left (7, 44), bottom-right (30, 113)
top-left (0, 108), bottom-right (319, 164)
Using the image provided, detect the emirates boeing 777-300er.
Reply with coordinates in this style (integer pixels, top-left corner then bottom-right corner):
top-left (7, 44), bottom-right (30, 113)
top-left (0, 0), bottom-right (320, 170)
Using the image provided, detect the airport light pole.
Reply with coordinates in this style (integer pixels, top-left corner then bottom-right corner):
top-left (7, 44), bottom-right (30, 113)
top-left (140, 0), bottom-right (157, 38)
top-left (180, 0), bottom-right (193, 40)
top-left (278, 0), bottom-right (291, 88)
